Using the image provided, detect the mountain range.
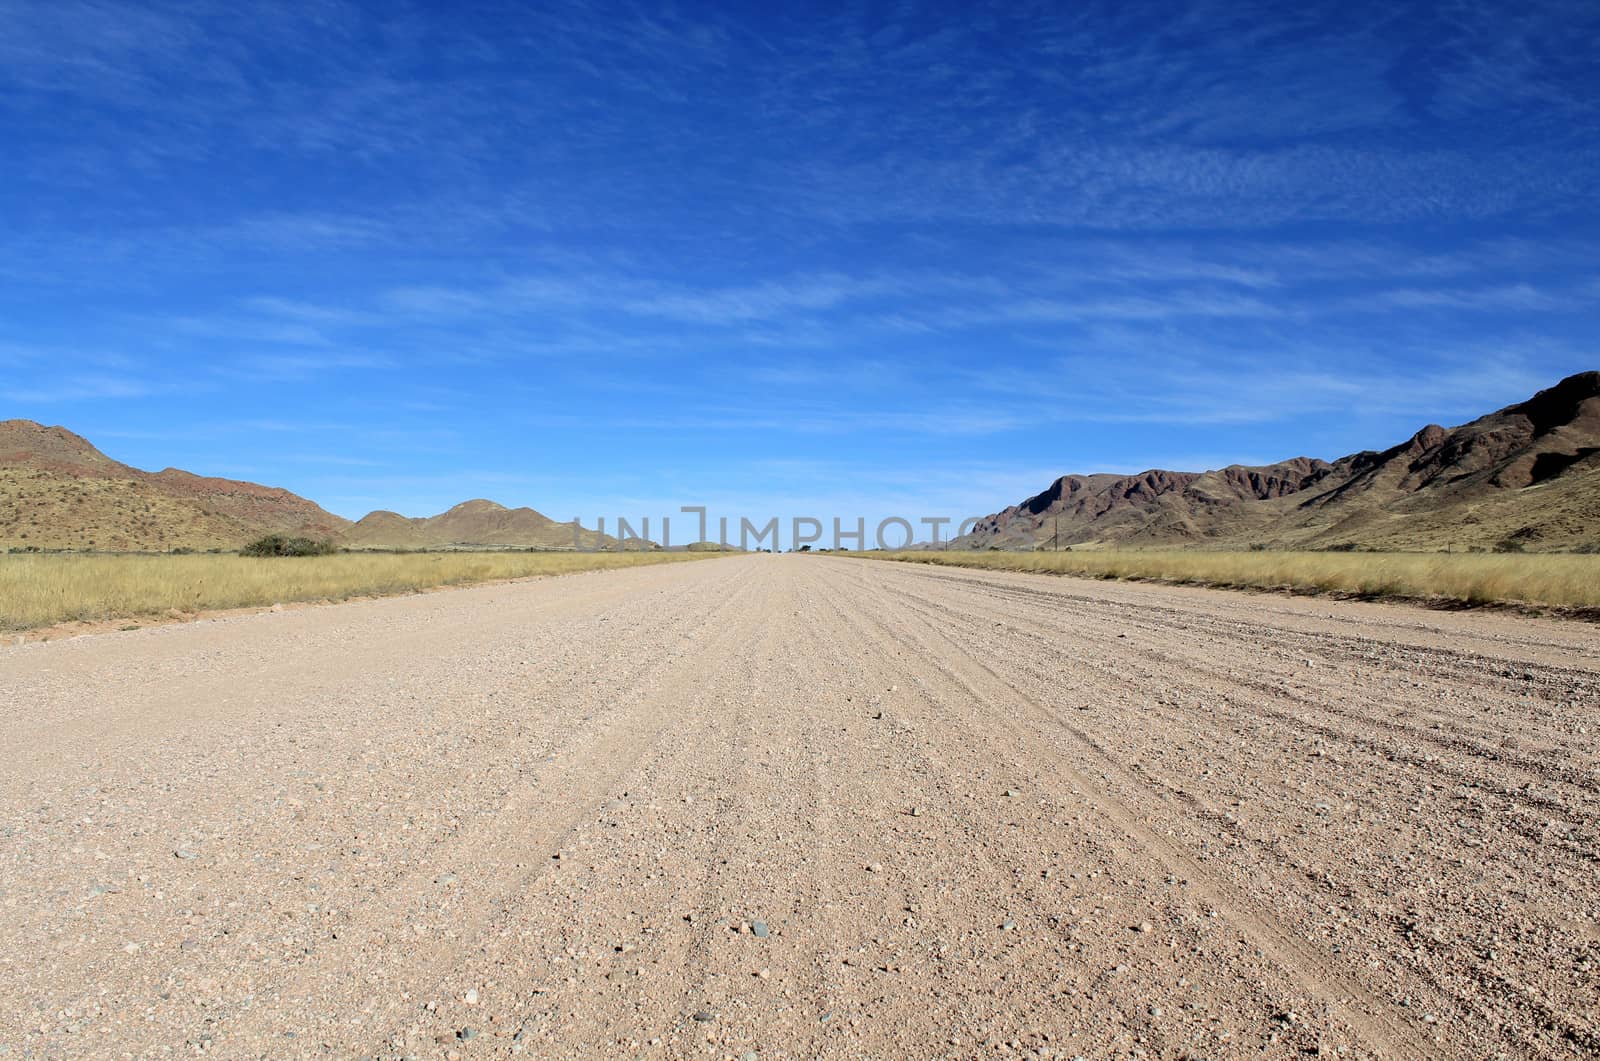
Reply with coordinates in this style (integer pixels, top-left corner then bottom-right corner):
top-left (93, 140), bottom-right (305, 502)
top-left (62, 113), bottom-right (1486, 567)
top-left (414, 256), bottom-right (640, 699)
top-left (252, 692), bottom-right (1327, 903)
top-left (3, 371), bottom-right (1597, 554)
top-left (0, 421), bottom-right (608, 551)
top-left (955, 371), bottom-right (1600, 552)
top-left (347, 500), bottom-right (610, 551)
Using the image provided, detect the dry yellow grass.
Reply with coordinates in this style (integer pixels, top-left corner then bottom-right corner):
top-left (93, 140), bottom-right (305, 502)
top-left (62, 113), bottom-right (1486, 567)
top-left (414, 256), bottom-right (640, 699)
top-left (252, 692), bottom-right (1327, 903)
top-left (0, 551), bottom-right (723, 632)
top-left (851, 550), bottom-right (1600, 611)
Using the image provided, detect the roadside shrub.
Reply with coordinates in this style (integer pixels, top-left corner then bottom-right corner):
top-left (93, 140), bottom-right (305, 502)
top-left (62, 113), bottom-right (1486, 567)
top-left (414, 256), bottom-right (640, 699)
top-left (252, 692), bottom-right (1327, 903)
top-left (241, 534), bottom-right (339, 558)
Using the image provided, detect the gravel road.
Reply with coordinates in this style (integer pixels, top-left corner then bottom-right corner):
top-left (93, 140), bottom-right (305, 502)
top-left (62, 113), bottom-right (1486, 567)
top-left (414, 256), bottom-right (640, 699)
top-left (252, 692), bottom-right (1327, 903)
top-left (3, 555), bottom-right (1598, 1059)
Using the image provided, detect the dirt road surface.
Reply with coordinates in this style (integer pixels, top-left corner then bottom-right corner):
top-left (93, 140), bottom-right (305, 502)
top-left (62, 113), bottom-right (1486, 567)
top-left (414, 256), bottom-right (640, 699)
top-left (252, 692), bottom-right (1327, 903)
top-left (3, 555), bottom-right (1598, 1059)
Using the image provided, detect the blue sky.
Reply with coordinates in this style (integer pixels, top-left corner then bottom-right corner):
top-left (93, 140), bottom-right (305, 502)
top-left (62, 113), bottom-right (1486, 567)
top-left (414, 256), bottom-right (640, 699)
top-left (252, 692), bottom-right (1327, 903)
top-left (2, 0), bottom-right (1596, 539)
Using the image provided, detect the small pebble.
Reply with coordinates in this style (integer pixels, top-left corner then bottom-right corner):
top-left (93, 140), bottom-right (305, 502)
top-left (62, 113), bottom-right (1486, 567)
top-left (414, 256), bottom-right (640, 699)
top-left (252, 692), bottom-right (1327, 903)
top-left (692, 1010), bottom-right (716, 1022)
top-left (752, 920), bottom-right (770, 939)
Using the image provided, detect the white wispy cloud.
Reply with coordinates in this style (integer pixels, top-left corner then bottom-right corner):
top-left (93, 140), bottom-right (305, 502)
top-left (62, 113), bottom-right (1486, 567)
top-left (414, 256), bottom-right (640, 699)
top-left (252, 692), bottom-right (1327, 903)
top-left (210, 351), bottom-right (398, 383)
top-left (3, 372), bottom-right (153, 403)
top-left (1, 0), bottom-right (1593, 526)
top-left (167, 315), bottom-right (332, 346)
top-left (243, 296), bottom-right (381, 327)
top-left (1371, 283), bottom-right (1579, 313)
top-left (955, 346), bottom-right (1567, 431)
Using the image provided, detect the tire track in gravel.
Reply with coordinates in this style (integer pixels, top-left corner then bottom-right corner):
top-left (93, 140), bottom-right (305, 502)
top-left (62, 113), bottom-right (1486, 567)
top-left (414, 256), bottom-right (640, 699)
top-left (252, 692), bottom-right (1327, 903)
top-left (819, 558), bottom-right (1436, 1060)
top-left (877, 558), bottom-right (1600, 877)
top-left (238, 564), bottom-right (770, 1053)
top-left (799, 574), bottom-right (1170, 1057)
top-left (829, 570), bottom-right (1384, 1058)
top-left (778, 572), bottom-right (1075, 1057)
top-left (0, 569), bottom-right (673, 759)
top-left (7, 555), bottom-right (1599, 1060)
top-left (647, 608), bottom-right (776, 1057)
top-left (880, 565), bottom-right (1600, 798)
top-left (852, 560), bottom-right (1600, 1057)
top-left (408, 562), bottom-right (793, 1058)
top-left (878, 567), bottom-right (1600, 864)
top-left (812, 564), bottom-right (1302, 1056)
top-left (632, 565), bottom-right (948, 1058)
top-left (895, 565), bottom-right (1600, 668)
top-left (653, 572), bottom-right (879, 1058)
top-left (0, 559), bottom-right (758, 1057)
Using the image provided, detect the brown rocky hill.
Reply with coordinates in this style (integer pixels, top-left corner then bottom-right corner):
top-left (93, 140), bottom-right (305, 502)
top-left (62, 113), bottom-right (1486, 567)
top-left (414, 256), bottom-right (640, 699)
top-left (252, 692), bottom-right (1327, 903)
top-left (0, 420), bottom-right (351, 551)
top-left (956, 371), bottom-right (1600, 552)
top-left (0, 422), bottom-right (617, 552)
top-left (344, 500), bottom-right (615, 551)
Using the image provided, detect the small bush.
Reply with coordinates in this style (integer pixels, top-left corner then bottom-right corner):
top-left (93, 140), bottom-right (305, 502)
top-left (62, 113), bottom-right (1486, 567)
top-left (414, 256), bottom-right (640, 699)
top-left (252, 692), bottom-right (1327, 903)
top-left (241, 535), bottom-right (339, 558)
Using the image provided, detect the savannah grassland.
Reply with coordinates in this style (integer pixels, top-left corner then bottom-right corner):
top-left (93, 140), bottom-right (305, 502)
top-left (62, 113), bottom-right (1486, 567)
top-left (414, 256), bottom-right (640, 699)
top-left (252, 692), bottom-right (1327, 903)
top-left (852, 549), bottom-right (1600, 612)
top-left (0, 550), bottom-right (723, 632)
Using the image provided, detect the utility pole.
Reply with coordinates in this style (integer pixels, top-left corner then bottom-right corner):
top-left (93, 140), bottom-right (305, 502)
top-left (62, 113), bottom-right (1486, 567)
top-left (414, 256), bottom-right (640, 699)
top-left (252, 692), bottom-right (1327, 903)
top-left (1053, 514), bottom-right (1060, 552)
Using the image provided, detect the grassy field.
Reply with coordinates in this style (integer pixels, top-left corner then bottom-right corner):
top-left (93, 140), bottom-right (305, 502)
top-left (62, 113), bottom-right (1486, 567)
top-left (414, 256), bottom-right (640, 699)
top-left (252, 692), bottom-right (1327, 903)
top-left (849, 550), bottom-right (1600, 611)
top-left (0, 550), bottom-right (723, 632)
